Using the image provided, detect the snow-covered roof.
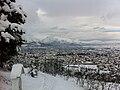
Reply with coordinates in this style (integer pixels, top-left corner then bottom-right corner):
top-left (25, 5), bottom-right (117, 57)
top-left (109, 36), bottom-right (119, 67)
top-left (64, 64), bottom-right (98, 71)
top-left (79, 65), bottom-right (98, 70)
top-left (99, 70), bottom-right (110, 74)
top-left (11, 64), bottom-right (24, 79)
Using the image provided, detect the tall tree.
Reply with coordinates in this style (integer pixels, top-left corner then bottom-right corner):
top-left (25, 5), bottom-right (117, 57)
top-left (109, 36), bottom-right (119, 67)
top-left (0, 0), bottom-right (27, 68)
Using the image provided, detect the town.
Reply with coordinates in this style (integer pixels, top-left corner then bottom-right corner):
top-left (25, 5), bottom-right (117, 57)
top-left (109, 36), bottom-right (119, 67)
top-left (5, 46), bottom-right (120, 90)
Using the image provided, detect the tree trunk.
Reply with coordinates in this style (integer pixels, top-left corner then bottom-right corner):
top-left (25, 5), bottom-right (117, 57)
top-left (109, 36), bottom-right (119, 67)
top-left (0, 59), bottom-right (3, 68)
top-left (0, 53), bottom-right (3, 68)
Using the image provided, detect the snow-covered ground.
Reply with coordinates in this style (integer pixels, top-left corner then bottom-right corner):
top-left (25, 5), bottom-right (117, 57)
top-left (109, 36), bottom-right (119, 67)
top-left (67, 77), bottom-right (120, 90)
top-left (0, 69), bottom-right (84, 90)
top-left (1, 69), bottom-right (120, 90)
top-left (0, 70), bottom-right (11, 90)
top-left (22, 71), bottom-right (84, 90)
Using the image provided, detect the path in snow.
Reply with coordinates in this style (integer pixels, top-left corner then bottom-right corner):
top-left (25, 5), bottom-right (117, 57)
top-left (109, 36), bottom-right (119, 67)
top-left (22, 72), bottom-right (45, 90)
top-left (22, 71), bottom-right (84, 90)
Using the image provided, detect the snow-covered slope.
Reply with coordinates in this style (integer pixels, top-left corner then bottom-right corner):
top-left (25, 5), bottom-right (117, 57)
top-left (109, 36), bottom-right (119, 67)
top-left (0, 70), bottom-right (11, 90)
top-left (22, 71), bottom-right (84, 90)
top-left (0, 69), bottom-right (84, 90)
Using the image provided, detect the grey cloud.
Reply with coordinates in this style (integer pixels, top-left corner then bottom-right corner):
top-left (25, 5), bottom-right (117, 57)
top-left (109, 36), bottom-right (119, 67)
top-left (50, 26), bottom-right (58, 30)
top-left (59, 28), bottom-right (67, 30)
top-left (17, 0), bottom-right (120, 17)
top-left (35, 0), bottom-right (110, 16)
top-left (16, 0), bottom-right (120, 41)
top-left (50, 26), bottom-right (67, 30)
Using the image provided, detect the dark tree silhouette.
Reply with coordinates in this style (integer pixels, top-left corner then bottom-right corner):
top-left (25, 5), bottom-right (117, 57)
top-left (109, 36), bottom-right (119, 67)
top-left (0, 0), bottom-right (27, 68)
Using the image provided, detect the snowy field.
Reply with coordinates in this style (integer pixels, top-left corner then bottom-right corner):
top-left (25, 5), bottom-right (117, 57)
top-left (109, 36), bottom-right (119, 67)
top-left (22, 71), bottom-right (84, 90)
top-left (0, 69), bottom-right (84, 90)
top-left (0, 70), bottom-right (11, 90)
top-left (1, 69), bottom-right (120, 90)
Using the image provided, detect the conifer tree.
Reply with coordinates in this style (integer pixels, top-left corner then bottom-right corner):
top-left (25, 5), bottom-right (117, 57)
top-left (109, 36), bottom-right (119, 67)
top-left (0, 0), bottom-right (27, 67)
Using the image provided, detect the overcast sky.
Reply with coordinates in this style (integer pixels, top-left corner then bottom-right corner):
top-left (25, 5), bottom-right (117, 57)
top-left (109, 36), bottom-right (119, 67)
top-left (17, 0), bottom-right (120, 41)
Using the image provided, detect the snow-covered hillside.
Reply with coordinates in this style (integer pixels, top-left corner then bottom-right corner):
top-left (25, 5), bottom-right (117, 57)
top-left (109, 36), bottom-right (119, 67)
top-left (0, 70), bottom-right (11, 90)
top-left (22, 71), bottom-right (84, 90)
top-left (0, 69), bottom-right (84, 90)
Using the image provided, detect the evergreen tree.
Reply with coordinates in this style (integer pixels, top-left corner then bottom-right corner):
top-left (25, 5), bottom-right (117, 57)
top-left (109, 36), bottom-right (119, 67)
top-left (0, 0), bottom-right (27, 68)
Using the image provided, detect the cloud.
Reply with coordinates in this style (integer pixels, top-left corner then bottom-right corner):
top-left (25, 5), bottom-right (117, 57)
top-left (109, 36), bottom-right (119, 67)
top-left (29, 8), bottom-right (120, 41)
top-left (50, 26), bottom-right (67, 30)
top-left (36, 8), bottom-right (47, 17)
top-left (17, 0), bottom-right (120, 42)
top-left (104, 30), bottom-right (120, 32)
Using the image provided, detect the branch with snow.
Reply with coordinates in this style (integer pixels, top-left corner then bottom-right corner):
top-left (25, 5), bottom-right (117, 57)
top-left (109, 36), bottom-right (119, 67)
top-left (0, 0), bottom-right (27, 42)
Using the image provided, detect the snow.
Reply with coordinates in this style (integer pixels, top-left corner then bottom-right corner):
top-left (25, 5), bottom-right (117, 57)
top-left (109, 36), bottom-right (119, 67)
top-left (0, 20), bottom-right (10, 32)
top-left (1, 67), bottom-right (84, 90)
top-left (6, 0), bottom-right (11, 3)
top-left (11, 64), bottom-right (24, 79)
top-left (0, 6), bottom-right (1, 11)
top-left (0, 14), bottom-right (8, 21)
top-left (2, 2), bottom-right (12, 12)
top-left (1, 32), bottom-right (15, 42)
top-left (54, 75), bottom-right (83, 90)
top-left (0, 18), bottom-right (18, 42)
top-left (65, 64), bottom-right (98, 71)
top-left (1, 68), bottom-right (120, 90)
top-left (68, 77), bottom-right (120, 90)
top-left (99, 70), bottom-right (110, 74)
top-left (79, 65), bottom-right (98, 70)
top-left (0, 70), bottom-right (11, 90)
top-left (42, 36), bottom-right (73, 44)
top-left (11, 23), bottom-right (23, 31)
top-left (22, 71), bottom-right (84, 90)
top-left (0, 0), bottom-right (26, 42)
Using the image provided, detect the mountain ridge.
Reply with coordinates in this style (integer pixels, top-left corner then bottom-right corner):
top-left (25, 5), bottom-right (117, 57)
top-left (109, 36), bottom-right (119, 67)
top-left (23, 36), bottom-right (120, 48)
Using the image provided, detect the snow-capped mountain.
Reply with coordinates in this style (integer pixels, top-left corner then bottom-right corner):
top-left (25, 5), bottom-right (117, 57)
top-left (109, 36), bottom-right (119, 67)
top-left (24, 36), bottom-right (80, 47)
top-left (23, 36), bottom-right (120, 48)
top-left (80, 40), bottom-right (120, 44)
top-left (41, 36), bottom-right (73, 44)
top-left (41, 36), bottom-right (120, 45)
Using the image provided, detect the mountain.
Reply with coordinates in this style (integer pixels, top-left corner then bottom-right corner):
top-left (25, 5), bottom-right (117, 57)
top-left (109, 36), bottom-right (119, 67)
top-left (23, 36), bottom-right (80, 48)
top-left (23, 36), bottom-right (120, 48)
top-left (39, 36), bottom-right (80, 47)
top-left (41, 36), bottom-right (73, 44)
